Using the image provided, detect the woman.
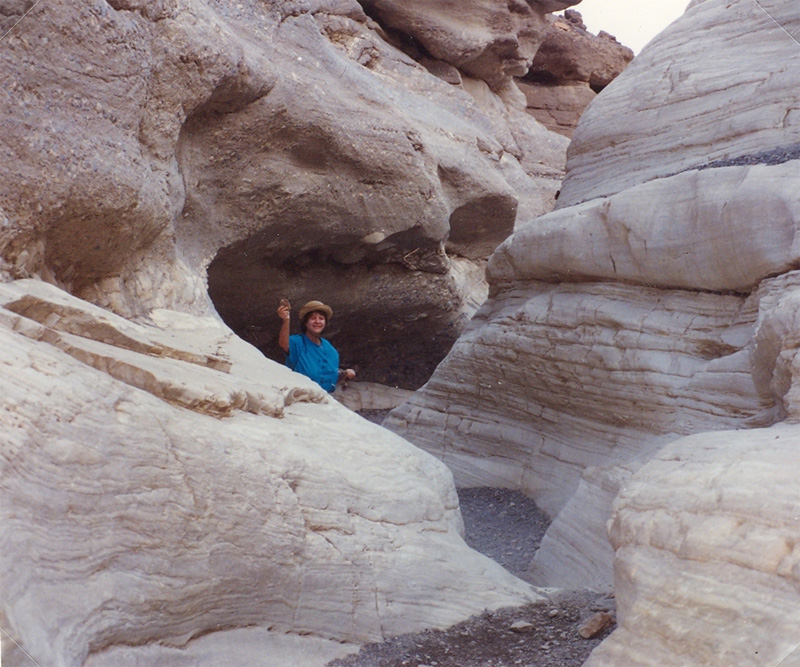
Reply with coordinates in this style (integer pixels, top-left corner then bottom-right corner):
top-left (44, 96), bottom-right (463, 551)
top-left (277, 299), bottom-right (356, 392)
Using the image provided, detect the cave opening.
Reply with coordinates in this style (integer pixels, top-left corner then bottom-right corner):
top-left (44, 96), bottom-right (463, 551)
top-left (206, 235), bottom-right (475, 390)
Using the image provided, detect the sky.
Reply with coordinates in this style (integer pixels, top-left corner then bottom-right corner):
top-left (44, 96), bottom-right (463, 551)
top-left (560, 0), bottom-right (691, 54)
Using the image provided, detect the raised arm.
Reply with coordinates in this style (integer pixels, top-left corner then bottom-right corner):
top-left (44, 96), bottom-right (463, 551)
top-left (277, 299), bottom-right (291, 353)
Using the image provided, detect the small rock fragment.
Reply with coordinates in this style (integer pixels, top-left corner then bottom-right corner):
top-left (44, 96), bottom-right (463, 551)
top-left (590, 593), bottom-right (616, 613)
top-left (510, 620), bottom-right (535, 633)
top-left (578, 611), bottom-right (615, 639)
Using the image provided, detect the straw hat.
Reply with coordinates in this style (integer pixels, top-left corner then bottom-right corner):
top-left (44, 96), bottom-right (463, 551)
top-left (299, 300), bottom-right (333, 320)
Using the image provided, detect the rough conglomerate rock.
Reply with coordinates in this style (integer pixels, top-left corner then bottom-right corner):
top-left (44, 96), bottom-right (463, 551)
top-left (517, 10), bottom-right (634, 137)
top-left (0, 0), bottom-right (574, 389)
top-left (356, 0), bottom-right (575, 92)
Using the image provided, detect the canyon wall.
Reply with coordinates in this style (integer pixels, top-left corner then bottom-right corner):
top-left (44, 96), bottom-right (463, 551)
top-left (0, 0), bottom-right (594, 664)
top-left (7, 0), bottom-right (791, 662)
top-left (387, 0), bottom-right (800, 661)
top-left (518, 10), bottom-right (633, 137)
top-left (0, 0), bottom-right (576, 389)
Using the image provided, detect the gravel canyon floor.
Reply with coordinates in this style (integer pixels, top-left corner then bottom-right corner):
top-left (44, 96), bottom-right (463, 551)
top-left (328, 424), bottom-right (615, 667)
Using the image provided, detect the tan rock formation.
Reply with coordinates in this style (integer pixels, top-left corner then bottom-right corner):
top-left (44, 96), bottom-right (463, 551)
top-left (386, 6), bottom-right (800, 658)
top-left (517, 10), bottom-right (634, 137)
top-left (356, 0), bottom-right (575, 91)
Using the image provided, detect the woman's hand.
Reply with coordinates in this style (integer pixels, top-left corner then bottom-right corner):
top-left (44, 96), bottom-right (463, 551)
top-left (277, 298), bottom-right (291, 321)
top-left (343, 368), bottom-right (356, 381)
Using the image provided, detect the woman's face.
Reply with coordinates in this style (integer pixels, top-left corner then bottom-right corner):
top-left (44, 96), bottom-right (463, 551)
top-left (306, 311), bottom-right (327, 336)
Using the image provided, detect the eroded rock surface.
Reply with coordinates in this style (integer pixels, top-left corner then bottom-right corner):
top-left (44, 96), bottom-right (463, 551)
top-left (356, 0), bottom-right (574, 92)
top-left (0, 280), bottom-right (539, 666)
top-left (387, 280), bottom-right (767, 588)
top-left (0, 0), bottom-right (574, 390)
top-left (0, 0), bottom-right (598, 662)
top-left (386, 0), bottom-right (800, 660)
top-left (517, 10), bottom-right (634, 137)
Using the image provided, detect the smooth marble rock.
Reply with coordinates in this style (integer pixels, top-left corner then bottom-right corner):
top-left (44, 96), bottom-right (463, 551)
top-left (558, 0), bottom-right (800, 207)
top-left (387, 0), bottom-right (800, 603)
top-left (0, 280), bottom-right (539, 666)
top-left (489, 161), bottom-right (800, 294)
top-left (84, 627), bottom-right (360, 667)
top-left (585, 423), bottom-right (800, 666)
top-left (0, 0), bottom-right (615, 660)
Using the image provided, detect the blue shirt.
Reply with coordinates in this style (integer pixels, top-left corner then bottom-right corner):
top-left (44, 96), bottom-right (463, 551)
top-left (286, 334), bottom-right (340, 392)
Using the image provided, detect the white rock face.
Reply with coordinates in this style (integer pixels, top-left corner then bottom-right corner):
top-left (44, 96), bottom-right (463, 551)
top-left (585, 423), bottom-right (800, 667)
top-left (386, 279), bottom-right (767, 587)
top-left (386, 5), bottom-right (800, 654)
top-left (85, 628), bottom-right (361, 666)
top-left (0, 280), bottom-right (539, 666)
top-left (558, 0), bottom-right (800, 206)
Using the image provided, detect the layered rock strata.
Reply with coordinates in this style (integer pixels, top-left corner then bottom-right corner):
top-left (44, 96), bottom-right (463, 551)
top-left (0, 280), bottom-right (538, 666)
top-left (586, 422), bottom-right (800, 666)
top-left (387, 279), bottom-right (767, 588)
top-left (386, 2), bottom-right (800, 651)
top-left (0, 0), bottom-right (595, 662)
top-left (558, 0), bottom-right (800, 206)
